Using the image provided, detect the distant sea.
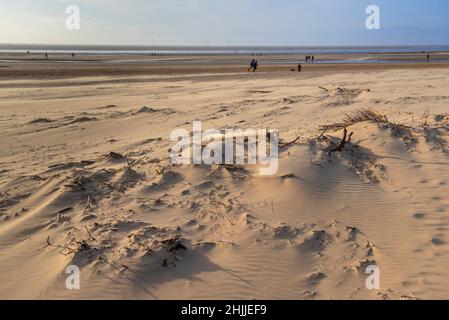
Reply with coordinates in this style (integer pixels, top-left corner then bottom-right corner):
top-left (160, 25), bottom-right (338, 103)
top-left (1, 44), bottom-right (449, 55)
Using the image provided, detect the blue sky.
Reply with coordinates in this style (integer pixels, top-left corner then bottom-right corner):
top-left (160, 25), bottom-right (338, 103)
top-left (1, 0), bottom-right (449, 45)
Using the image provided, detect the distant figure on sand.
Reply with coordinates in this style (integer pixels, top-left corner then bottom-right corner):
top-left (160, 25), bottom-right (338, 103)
top-left (45, 53), bottom-right (48, 60)
top-left (253, 60), bottom-right (258, 72)
top-left (248, 59), bottom-right (255, 72)
top-left (305, 55), bottom-right (315, 63)
top-left (427, 54), bottom-right (430, 62)
top-left (298, 63), bottom-right (302, 72)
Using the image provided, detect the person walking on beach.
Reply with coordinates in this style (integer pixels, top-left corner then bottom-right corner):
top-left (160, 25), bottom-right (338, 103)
top-left (311, 56), bottom-right (314, 63)
top-left (297, 63), bottom-right (302, 72)
top-left (253, 60), bottom-right (258, 72)
top-left (248, 59), bottom-right (255, 72)
top-left (427, 54), bottom-right (430, 62)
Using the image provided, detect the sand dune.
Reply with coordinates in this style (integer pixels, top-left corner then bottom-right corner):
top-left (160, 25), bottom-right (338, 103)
top-left (1, 67), bottom-right (449, 299)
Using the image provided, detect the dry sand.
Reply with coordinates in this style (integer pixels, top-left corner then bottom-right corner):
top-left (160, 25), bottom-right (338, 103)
top-left (1, 61), bottom-right (449, 299)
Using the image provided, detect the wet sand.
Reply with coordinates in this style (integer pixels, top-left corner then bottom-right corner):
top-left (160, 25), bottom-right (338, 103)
top-left (1, 52), bottom-right (449, 80)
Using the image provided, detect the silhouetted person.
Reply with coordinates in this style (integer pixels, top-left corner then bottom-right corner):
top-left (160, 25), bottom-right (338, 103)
top-left (45, 53), bottom-right (48, 60)
top-left (312, 56), bottom-right (314, 63)
top-left (253, 60), bottom-right (258, 72)
top-left (298, 63), bottom-right (302, 72)
top-left (305, 56), bottom-right (309, 63)
top-left (427, 54), bottom-right (430, 62)
top-left (248, 59), bottom-right (255, 72)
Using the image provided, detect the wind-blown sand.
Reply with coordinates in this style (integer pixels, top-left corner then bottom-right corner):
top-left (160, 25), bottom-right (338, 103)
top-left (1, 65), bottom-right (449, 299)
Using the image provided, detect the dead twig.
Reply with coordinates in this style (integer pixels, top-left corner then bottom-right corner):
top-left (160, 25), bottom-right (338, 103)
top-left (329, 128), bottom-right (353, 154)
top-left (280, 136), bottom-right (301, 148)
top-left (46, 236), bottom-right (76, 255)
top-left (155, 167), bottom-right (165, 175)
top-left (83, 196), bottom-right (92, 214)
top-left (56, 207), bottom-right (72, 223)
top-left (347, 131), bottom-right (354, 144)
top-left (127, 159), bottom-right (136, 169)
top-left (317, 127), bottom-right (328, 140)
top-left (85, 225), bottom-right (97, 242)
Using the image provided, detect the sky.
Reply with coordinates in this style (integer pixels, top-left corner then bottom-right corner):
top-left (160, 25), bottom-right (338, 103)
top-left (1, 0), bottom-right (449, 46)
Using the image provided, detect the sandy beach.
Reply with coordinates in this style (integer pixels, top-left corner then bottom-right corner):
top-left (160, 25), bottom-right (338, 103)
top-left (1, 55), bottom-right (449, 299)
top-left (2, 51), bottom-right (449, 79)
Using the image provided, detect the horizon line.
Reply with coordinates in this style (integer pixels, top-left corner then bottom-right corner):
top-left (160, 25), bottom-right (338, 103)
top-left (1, 43), bottom-right (449, 49)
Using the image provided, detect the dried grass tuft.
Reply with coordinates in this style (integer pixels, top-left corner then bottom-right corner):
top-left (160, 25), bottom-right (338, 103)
top-left (321, 109), bottom-right (390, 130)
